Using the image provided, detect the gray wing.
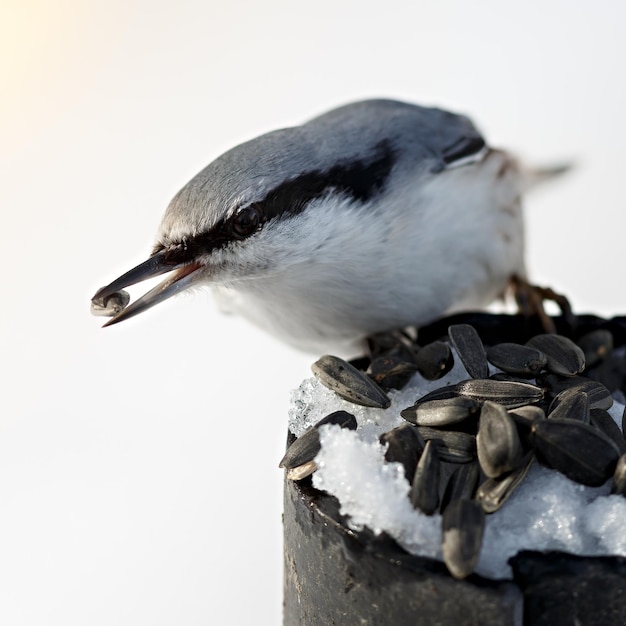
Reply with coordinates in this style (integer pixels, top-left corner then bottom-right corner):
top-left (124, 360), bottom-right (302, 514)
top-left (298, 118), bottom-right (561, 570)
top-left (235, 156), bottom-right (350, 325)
top-left (304, 99), bottom-right (486, 173)
top-left (161, 99), bottom-right (487, 236)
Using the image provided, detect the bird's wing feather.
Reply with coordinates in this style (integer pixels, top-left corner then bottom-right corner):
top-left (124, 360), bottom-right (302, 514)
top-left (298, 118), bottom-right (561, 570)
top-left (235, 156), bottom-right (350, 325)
top-left (305, 99), bottom-right (486, 172)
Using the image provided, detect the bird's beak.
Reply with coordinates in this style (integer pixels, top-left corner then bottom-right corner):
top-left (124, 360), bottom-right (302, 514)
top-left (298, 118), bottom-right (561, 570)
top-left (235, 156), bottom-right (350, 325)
top-left (92, 251), bottom-right (203, 327)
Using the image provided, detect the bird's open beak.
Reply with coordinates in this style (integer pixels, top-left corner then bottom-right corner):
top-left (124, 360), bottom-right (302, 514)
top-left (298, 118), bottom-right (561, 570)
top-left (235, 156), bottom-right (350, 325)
top-left (92, 251), bottom-right (203, 327)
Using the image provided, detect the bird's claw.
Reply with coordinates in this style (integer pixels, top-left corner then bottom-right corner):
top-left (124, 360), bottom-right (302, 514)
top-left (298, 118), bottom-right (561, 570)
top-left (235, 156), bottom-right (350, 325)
top-left (509, 275), bottom-right (575, 334)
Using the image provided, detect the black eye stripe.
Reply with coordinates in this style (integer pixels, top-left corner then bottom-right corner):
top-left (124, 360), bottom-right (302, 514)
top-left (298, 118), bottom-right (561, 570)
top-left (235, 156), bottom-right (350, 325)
top-left (157, 139), bottom-right (396, 264)
top-left (253, 139), bottom-right (395, 224)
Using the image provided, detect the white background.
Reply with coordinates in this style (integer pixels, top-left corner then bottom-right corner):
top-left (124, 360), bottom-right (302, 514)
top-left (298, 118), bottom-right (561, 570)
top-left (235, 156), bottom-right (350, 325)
top-left (1, 1), bottom-right (624, 624)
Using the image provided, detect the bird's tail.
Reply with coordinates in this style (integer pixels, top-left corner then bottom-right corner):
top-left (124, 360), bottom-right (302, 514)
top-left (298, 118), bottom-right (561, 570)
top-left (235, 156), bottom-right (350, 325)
top-left (520, 161), bottom-right (573, 191)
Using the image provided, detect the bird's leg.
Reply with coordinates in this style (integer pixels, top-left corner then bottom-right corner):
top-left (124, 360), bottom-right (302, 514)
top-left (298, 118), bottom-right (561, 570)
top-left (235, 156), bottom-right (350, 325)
top-left (509, 274), bottom-right (574, 334)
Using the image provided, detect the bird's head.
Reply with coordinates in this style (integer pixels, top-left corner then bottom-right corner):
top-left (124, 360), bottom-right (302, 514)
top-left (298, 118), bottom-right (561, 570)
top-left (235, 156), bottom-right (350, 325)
top-left (92, 103), bottom-right (401, 327)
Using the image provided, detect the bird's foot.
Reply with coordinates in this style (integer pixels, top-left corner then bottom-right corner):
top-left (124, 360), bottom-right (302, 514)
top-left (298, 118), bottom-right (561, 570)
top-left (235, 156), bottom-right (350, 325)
top-left (509, 275), bottom-right (575, 334)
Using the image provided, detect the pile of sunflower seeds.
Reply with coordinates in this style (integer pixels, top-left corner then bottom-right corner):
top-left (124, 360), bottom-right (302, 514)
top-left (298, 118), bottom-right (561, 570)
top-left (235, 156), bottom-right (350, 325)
top-left (281, 316), bottom-right (626, 580)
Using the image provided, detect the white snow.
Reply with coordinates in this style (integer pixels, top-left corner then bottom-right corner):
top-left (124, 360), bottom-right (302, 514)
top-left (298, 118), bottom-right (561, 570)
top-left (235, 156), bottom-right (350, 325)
top-left (288, 356), bottom-right (626, 579)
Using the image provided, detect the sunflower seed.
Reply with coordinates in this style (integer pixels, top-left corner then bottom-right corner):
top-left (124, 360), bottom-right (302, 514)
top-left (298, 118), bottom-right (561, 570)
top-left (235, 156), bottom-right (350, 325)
top-left (489, 372), bottom-right (535, 384)
top-left (589, 408), bottom-right (626, 454)
top-left (477, 401), bottom-right (524, 478)
top-left (441, 498), bottom-right (485, 579)
top-left (448, 324), bottom-right (489, 379)
top-left (611, 454), bottom-right (626, 496)
top-left (576, 329), bottom-right (614, 368)
top-left (548, 388), bottom-right (590, 423)
top-left (440, 462), bottom-right (480, 514)
top-left (509, 406), bottom-right (545, 451)
top-left (367, 329), bottom-right (417, 363)
top-left (312, 355), bottom-right (391, 408)
top-left (509, 405), bottom-right (546, 425)
top-left (531, 418), bottom-right (622, 486)
top-left (535, 372), bottom-right (588, 396)
top-left (571, 380), bottom-right (614, 410)
top-left (416, 427), bottom-right (476, 463)
top-left (366, 356), bottom-right (418, 391)
top-left (279, 411), bottom-right (357, 470)
top-left (486, 342), bottom-right (547, 377)
top-left (400, 396), bottom-right (481, 427)
top-left (286, 460), bottom-right (318, 481)
top-left (90, 289), bottom-right (130, 317)
top-left (411, 384), bottom-right (461, 406)
top-left (410, 440), bottom-right (440, 515)
top-left (456, 378), bottom-right (543, 408)
top-left (540, 377), bottom-right (613, 411)
top-left (415, 341), bottom-right (454, 380)
top-left (476, 453), bottom-right (535, 513)
top-left (526, 334), bottom-right (586, 377)
top-left (380, 423), bottom-right (425, 480)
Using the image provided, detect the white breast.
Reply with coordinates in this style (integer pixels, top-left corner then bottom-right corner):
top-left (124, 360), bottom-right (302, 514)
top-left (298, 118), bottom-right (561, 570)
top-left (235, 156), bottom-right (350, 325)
top-left (214, 149), bottom-right (526, 354)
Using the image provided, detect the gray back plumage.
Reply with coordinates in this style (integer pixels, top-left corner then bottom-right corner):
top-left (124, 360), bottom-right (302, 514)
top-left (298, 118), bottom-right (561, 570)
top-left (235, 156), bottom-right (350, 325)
top-left (160, 99), bottom-right (484, 239)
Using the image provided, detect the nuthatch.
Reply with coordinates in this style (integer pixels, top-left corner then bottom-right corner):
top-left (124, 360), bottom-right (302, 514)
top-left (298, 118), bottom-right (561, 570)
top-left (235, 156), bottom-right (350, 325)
top-left (92, 99), bottom-right (566, 353)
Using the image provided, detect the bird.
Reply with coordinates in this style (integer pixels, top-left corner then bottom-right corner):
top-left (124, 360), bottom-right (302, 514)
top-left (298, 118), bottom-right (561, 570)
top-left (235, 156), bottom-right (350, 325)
top-left (92, 98), bottom-right (568, 354)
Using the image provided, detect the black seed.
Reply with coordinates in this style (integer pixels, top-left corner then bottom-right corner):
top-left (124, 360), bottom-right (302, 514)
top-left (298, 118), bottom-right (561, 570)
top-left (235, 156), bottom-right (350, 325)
top-left (589, 408), bottom-right (626, 454)
top-left (535, 372), bottom-right (588, 397)
top-left (366, 356), bottom-right (418, 391)
top-left (440, 462), bottom-right (479, 514)
top-left (542, 378), bottom-right (613, 411)
top-left (411, 385), bottom-right (461, 406)
top-left (476, 453), bottom-right (535, 513)
top-left (280, 411), bottom-right (357, 469)
top-left (531, 418), bottom-right (621, 486)
top-left (416, 427), bottom-right (476, 463)
top-left (573, 380), bottom-right (614, 410)
top-left (489, 372), bottom-right (535, 384)
top-left (367, 329), bottom-right (417, 363)
top-left (456, 378), bottom-right (543, 408)
top-left (486, 342), bottom-right (547, 377)
top-left (526, 334), bottom-right (586, 377)
top-left (415, 341), bottom-right (454, 380)
top-left (312, 355), bottom-right (391, 408)
top-left (477, 401), bottom-right (523, 478)
top-left (576, 329), bottom-right (614, 368)
top-left (448, 324), bottom-right (490, 379)
top-left (441, 498), bottom-right (485, 579)
top-left (400, 396), bottom-right (481, 427)
top-left (548, 388), bottom-right (590, 423)
top-left (380, 423), bottom-right (425, 480)
top-left (509, 405), bottom-right (546, 425)
top-left (410, 440), bottom-right (440, 515)
top-left (509, 406), bottom-right (545, 451)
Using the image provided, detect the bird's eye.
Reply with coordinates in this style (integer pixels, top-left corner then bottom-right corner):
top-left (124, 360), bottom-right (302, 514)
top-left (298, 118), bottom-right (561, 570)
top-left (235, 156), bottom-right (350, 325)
top-left (231, 205), bottom-right (262, 239)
